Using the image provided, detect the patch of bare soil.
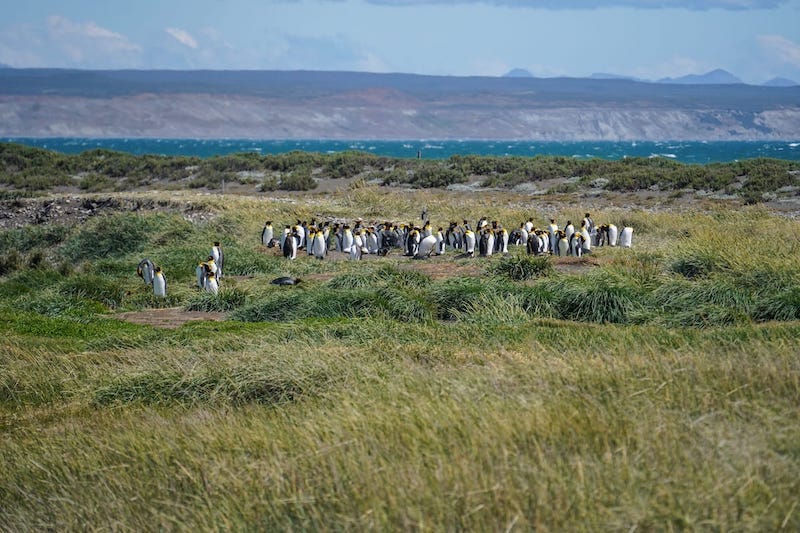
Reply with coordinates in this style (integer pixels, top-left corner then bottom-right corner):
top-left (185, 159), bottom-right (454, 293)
top-left (114, 307), bottom-right (226, 329)
top-left (551, 256), bottom-right (602, 273)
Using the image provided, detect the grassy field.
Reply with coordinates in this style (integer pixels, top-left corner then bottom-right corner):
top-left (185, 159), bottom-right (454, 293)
top-left (1, 186), bottom-right (799, 531)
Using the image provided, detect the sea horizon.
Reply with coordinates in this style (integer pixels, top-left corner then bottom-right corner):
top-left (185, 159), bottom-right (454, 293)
top-left (4, 137), bottom-right (800, 164)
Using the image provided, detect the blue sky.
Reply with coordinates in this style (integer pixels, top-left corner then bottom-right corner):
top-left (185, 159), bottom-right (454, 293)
top-left (1, 0), bottom-right (799, 83)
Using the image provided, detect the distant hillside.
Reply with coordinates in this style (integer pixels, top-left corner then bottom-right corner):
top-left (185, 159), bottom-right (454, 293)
top-left (763, 77), bottom-right (798, 87)
top-left (658, 69), bottom-right (743, 85)
top-left (0, 68), bottom-right (798, 140)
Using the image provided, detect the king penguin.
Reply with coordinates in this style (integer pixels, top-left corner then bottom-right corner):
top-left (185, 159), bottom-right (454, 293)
top-left (464, 229), bottom-right (476, 257)
top-left (211, 242), bottom-right (224, 279)
top-left (137, 258), bottom-right (155, 285)
top-left (196, 261), bottom-right (207, 289)
top-left (416, 234), bottom-right (437, 259)
top-left (205, 271), bottom-right (219, 295)
top-left (312, 229), bottom-right (327, 259)
top-left (153, 266), bottom-right (167, 297)
top-left (557, 230), bottom-right (569, 257)
top-left (619, 226), bottom-right (633, 248)
top-left (261, 221), bottom-right (274, 247)
top-left (608, 224), bottom-right (619, 247)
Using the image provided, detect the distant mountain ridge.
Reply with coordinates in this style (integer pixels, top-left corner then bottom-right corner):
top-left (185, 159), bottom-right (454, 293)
top-left (658, 68), bottom-right (743, 85)
top-left (763, 77), bottom-right (798, 87)
top-left (0, 68), bottom-right (798, 140)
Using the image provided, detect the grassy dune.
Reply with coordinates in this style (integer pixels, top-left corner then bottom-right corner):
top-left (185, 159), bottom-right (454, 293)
top-left (1, 187), bottom-right (799, 531)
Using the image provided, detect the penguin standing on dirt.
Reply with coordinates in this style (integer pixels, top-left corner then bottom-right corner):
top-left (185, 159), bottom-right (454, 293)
top-left (261, 221), bottom-right (274, 247)
top-left (280, 225), bottom-right (291, 251)
top-left (211, 242), bottom-right (224, 279)
top-left (435, 227), bottom-right (446, 255)
top-left (153, 267), bottom-right (167, 297)
top-left (342, 225), bottom-right (354, 255)
top-left (350, 231), bottom-right (363, 260)
top-left (366, 228), bottom-right (379, 254)
top-left (406, 227), bottom-right (421, 257)
top-left (557, 230), bottom-right (569, 257)
top-left (464, 228), bottom-right (476, 257)
top-left (416, 233), bottom-right (437, 259)
top-left (548, 219), bottom-right (559, 254)
top-left (137, 258), bottom-right (155, 285)
top-left (312, 229), bottom-right (327, 259)
top-left (283, 229), bottom-right (298, 259)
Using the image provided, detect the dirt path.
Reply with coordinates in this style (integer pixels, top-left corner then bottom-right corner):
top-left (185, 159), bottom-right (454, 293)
top-left (114, 308), bottom-right (226, 329)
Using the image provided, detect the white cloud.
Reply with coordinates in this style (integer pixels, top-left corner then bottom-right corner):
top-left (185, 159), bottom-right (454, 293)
top-left (166, 28), bottom-right (199, 49)
top-left (47, 15), bottom-right (140, 53)
top-left (758, 34), bottom-right (800, 66)
top-left (0, 16), bottom-right (142, 68)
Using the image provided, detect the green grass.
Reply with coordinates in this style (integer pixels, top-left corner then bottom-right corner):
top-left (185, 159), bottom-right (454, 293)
top-left (1, 190), bottom-right (800, 530)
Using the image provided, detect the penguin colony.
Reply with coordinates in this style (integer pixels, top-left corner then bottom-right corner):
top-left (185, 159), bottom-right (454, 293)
top-left (261, 213), bottom-right (632, 261)
top-left (137, 242), bottom-right (226, 297)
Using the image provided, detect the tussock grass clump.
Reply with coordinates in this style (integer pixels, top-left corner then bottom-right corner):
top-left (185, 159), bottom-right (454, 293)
top-left (185, 288), bottom-right (248, 312)
top-left (547, 270), bottom-right (644, 324)
top-left (0, 249), bottom-right (21, 276)
top-left (13, 290), bottom-right (106, 319)
top-left (450, 292), bottom-right (530, 325)
top-left (0, 268), bottom-right (64, 298)
top-left (232, 288), bottom-right (378, 322)
top-left (428, 276), bottom-right (512, 321)
top-left (374, 286), bottom-right (435, 321)
top-left (751, 287), bottom-right (800, 322)
top-left (670, 251), bottom-right (730, 279)
top-left (58, 274), bottom-right (126, 309)
top-left (326, 265), bottom-right (430, 291)
top-left (61, 213), bottom-right (160, 261)
top-left (489, 254), bottom-right (553, 281)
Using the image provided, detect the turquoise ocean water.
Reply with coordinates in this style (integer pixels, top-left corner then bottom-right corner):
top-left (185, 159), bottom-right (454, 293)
top-left (4, 138), bottom-right (800, 163)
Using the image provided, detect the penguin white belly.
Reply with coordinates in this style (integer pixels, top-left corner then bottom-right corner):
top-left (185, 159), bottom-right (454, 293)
top-left (558, 238), bottom-right (569, 257)
top-left (620, 227), bottom-right (633, 248)
top-left (608, 225), bottom-right (619, 246)
top-left (417, 235), bottom-right (437, 257)
top-left (520, 229), bottom-right (528, 247)
top-left (343, 233), bottom-right (354, 252)
top-left (206, 277), bottom-right (219, 295)
top-left (262, 227), bottom-right (273, 246)
top-left (465, 232), bottom-right (476, 255)
top-left (153, 275), bottom-right (166, 297)
top-left (312, 236), bottom-right (326, 259)
top-left (486, 235), bottom-right (495, 256)
top-left (581, 229), bottom-right (592, 250)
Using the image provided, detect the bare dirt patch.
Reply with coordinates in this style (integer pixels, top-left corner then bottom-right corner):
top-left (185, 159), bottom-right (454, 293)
top-left (114, 307), bottom-right (226, 329)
